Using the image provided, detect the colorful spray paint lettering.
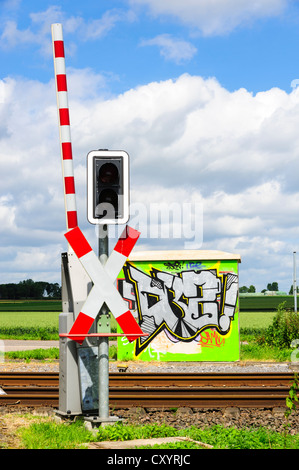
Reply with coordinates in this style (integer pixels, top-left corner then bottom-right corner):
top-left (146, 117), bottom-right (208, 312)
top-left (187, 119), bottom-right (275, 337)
top-left (117, 256), bottom-right (240, 362)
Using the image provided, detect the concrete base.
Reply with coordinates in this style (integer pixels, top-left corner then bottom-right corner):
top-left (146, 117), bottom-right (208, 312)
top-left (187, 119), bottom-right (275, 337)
top-left (54, 410), bottom-right (83, 423)
top-left (84, 415), bottom-right (122, 432)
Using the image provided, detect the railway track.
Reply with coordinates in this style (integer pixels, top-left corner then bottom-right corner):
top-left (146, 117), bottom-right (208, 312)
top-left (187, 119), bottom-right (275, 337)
top-left (0, 372), bottom-right (296, 409)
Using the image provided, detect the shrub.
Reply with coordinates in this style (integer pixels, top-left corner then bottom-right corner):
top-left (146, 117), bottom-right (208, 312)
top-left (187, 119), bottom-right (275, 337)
top-left (257, 302), bottom-right (299, 348)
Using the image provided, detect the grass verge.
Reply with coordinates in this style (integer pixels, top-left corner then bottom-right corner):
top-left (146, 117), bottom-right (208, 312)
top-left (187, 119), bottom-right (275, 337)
top-left (4, 344), bottom-right (117, 361)
top-left (240, 334), bottom-right (293, 362)
top-left (16, 418), bottom-right (299, 449)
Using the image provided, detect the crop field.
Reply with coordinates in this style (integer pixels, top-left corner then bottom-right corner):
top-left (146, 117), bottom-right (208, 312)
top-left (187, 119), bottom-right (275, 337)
top-left (0, 301), bottom-right (120, 339)
top-left (0, 311), bottom-right (59, 329)
top-left (239, 311), bottom-right (276, 329)
top-left (0, 299), bottom-right (278, 339)
top-left (0, 299), bottom-right (296, 363)
top-left (0, 300), bottom-right (62, 311)
top-left (0, 295), bottom-right (296, 313)
top-left (0, 297), bottom-right (295, 341)
top-left (0, 301), bottom-right (61, 339)
top-left (239, 295), bottom-right (297, 311)
top-left (0, 310), bottom-right (275, 336)
top-left (0, 311), bottom-right (59, 340)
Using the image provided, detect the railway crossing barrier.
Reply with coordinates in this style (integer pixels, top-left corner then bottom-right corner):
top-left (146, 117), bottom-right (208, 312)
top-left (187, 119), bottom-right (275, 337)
top-left (51, 23), bottom-right (146, 423)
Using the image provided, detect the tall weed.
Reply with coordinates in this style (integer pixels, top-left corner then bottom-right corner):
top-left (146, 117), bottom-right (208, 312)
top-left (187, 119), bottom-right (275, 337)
top-left (257, 302), bottom-right (299, 348)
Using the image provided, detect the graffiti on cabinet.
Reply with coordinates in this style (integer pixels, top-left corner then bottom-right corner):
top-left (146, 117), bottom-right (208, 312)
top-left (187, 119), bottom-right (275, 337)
top-left (118, 263), bottom-right (238, 356)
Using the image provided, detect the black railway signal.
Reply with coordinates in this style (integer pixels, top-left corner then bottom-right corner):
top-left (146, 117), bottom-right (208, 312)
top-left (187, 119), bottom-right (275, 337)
top-left (87, 150), bottom-right (129, 224)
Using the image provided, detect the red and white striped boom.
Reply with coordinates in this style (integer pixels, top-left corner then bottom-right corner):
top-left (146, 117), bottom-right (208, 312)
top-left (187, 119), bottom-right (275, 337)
top-left (51, 23), bottom-right (78, 231)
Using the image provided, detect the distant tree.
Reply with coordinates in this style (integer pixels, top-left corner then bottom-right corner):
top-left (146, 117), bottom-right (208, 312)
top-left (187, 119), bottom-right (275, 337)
top-left (267, 282), bottom-right (279, 291)
top-left (44, 282), bottom-right (61, 298)
top-left (239, 285), bottom-right (256, 293)
top-left (239, 286), bottom-right (249, 293)
top-left (0, 280), bottom-right (61, 300)
top-left (289, 285), bottom-right (299, 295)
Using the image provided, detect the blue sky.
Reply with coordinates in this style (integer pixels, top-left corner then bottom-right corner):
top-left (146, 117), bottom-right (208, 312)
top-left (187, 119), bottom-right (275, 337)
top-left (2, 1), bottom-right (299, 94)
top-left (1, 0), bottom-right (299, 292)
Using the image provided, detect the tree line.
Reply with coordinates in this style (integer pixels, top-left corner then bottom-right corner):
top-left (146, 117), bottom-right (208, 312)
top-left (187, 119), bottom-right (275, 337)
top-left (0, 279), bottom-right (61, 300)
top-left (240, 282), bottom-right (298, 294)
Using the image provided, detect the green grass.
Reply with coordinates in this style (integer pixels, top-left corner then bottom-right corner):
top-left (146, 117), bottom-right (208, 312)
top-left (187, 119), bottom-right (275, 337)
top-left (0, 296), bottom-right (296, 311)
top-left (240, 295), bottom-right (298, 311)
top-left (239, 310), bottom-right (276, 330)
top-left (0, 300), bottom-right (62, 311)
top-left (5, 345), bottom-right (117, 361)
top-left (17, 419), bottom-right (299, 449)
top-left (171, 424), bottom-right (299, 450)
top-left (0, 309), bottom-right (118, 340)
top-left (239, 306), bottom-right (299, 361)
top-left (5, 348), bottom-right (60, 361)
top-left (19, 418), bottom-right (93, 449)
top-left (0, 311), bottom-right (59, 339)
top-left (239, 310), bottom-right (293, 361)
top-left (0, 311), bottom-right (59, 328)
top-left (3, 296), bottom-right (295, 312)
top-left (97, 422), bottom-right (176, 441)
top-left (95, 421), bottom-right (299, 449)
top-left (4, 344), bottom-right (117, 361)
top-left (240, 341), bottom-right (292, 362)
top-left (0, 307), bottom-right (295, 362)
top-left (0, 309), bottom-right (274, 340)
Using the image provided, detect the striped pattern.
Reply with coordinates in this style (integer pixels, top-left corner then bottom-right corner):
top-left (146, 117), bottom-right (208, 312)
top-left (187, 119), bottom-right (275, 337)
top-left (51, 23), bottom-right (78, 231)
top-left (114, 225), bottom-right (140, 257)
top-left (64, 226), bottom-right (144, 344)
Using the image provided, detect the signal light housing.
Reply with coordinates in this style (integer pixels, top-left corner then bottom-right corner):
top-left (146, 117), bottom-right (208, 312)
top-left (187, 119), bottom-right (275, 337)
top-left (87, 150), bottom-right (129, 225)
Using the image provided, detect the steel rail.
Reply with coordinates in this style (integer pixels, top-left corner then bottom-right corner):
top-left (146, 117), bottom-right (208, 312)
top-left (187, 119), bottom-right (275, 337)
top-left (109, 372), bottom-right (295, 387)
top-left (0, 372), bottom-right (58, 387)
top-left (0, 372), bottom-right (295, 387)
top-left (0, 371), bottom-right (296, 409)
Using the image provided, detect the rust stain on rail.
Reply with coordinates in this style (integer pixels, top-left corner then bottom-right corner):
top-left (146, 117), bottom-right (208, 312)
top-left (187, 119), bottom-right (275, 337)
top-left (0, 372), bottom-right (296, 409)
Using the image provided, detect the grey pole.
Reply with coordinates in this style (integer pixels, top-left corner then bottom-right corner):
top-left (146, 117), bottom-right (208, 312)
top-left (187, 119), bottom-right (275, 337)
top-left (98, 224), bottom-right (109, 419)
top-left (294, 251), bottom-right (297, 313)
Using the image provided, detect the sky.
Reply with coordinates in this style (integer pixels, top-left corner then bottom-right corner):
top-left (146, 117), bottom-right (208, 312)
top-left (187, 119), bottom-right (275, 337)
top-left (1, 0), bottom-right (299, 293)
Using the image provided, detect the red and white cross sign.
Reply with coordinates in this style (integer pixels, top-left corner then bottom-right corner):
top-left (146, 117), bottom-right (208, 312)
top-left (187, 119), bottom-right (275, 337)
top-left (64, 225), bottom-right (144, 344)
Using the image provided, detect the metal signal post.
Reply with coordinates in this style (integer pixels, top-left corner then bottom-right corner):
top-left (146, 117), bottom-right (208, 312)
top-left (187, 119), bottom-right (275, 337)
top-left (87, 149), bottom-right (129, 422)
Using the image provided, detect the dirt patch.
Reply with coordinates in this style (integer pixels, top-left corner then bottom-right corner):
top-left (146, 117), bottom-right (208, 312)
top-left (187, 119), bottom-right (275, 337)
top-left (0, 413), bottom-right (29, 448)
top-left (0, 408), bottom-right (53, 449)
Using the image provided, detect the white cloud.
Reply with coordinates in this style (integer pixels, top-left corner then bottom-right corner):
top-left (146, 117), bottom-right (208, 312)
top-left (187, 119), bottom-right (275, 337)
top-left (0, 195), bottom-right (16, 233)
top-left (1, 0), bottom-right (22, 10)
top-left (81, 9), bottom-right (136, 40)
top-left (0, 20), bottom-right (36, 48)
top-left (130, 0), bottom-right (289, 35)
top-left (66, 67), bottom-right (111, 99)
top-left (1, 70), bottom-right (299, 290)
top-left (0, 6), bottom-right (136, 55)
top-left (140, 34), bottom-right (197, 63)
